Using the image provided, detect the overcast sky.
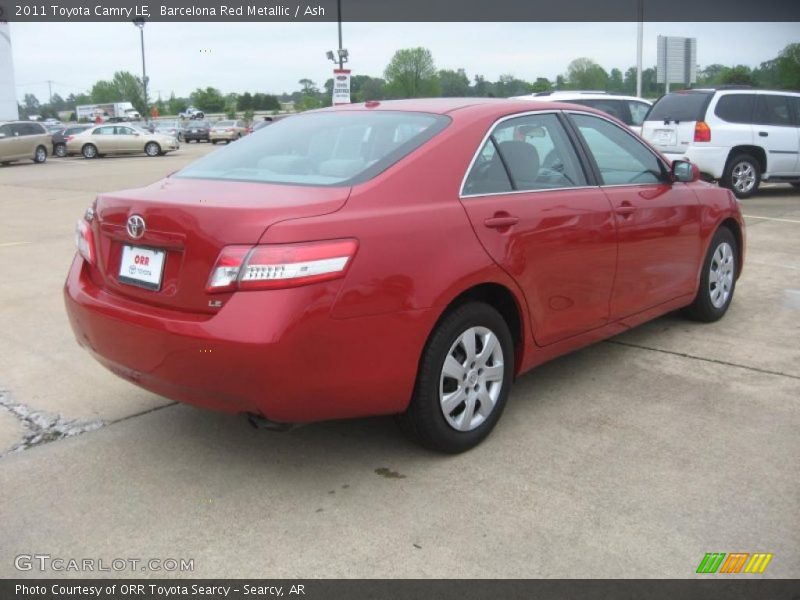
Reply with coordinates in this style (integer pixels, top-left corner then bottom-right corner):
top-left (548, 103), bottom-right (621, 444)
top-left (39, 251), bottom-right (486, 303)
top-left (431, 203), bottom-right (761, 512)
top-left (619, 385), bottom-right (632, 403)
top-left (9, 21), bottom-right (800, 102)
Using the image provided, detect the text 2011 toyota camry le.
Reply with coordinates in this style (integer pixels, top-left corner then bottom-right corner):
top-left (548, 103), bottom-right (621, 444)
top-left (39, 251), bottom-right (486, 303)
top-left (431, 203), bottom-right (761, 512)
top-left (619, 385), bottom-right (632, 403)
top-left (64, 98), bottom-right (745, 453)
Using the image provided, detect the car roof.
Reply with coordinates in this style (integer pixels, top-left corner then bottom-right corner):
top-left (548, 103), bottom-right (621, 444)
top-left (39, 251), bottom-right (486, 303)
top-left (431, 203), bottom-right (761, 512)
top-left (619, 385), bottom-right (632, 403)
top-left (316, 97), bottom-right (616, 120)
top-left (514, 93), bottom-right (652, 104)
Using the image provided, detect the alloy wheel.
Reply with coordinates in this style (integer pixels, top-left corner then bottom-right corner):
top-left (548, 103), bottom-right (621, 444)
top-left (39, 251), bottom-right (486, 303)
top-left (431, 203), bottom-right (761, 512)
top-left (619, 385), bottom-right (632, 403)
top-left (731, 161), bottom-right (756, 195)
top-left (439, 326), bottom-right (504, 432)
top-left (709, 242), bottom-right (735, 309)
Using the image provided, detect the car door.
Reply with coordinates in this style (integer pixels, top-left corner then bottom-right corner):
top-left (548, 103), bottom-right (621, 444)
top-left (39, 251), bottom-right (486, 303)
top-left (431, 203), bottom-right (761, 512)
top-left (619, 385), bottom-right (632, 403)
top-left (9, 123), bottom-right (30, 158)
top-left (460, 112), bottom-right (618, 346)
top-left (114, 126), bottom-right (141, 153)
top-left (753, 93), bottom-right (799, 175)
top-left (92, 126), bottom-right (118, 153)
top-left (566, 112), bottom-right (702, 319)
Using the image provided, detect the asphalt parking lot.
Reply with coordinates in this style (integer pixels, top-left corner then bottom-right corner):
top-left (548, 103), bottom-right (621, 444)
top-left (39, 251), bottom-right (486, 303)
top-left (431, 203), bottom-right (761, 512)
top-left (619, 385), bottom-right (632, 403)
top-left (0, 143), bottom-right (798, 578)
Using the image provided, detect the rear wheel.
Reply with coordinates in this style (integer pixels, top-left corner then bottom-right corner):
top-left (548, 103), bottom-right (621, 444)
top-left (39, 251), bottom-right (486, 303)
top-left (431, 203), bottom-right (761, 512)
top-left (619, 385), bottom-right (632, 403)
top-left (723, 154), bottom-right (760, 199)
top-left (398, 302), bottom-right (514, 453)
top-left (33, 146), bottom-right (47, 163)
top-left (683, 227), bottom-right (738, 322)
top-left (144, 142), bottom-right (161, 157)
top-left (81, 144), bottom-right (97, 159)
top-left (54, 143), bottom-right (67, 158)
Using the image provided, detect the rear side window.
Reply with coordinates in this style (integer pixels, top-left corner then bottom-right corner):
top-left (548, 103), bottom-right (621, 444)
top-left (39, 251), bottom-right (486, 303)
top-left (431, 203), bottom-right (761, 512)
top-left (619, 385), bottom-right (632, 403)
top-left (20, 123), bottom-right (46, 135)
top-left (569, 99), bottom-right (630, 125)
top-left (714, 94), bottom-right (756, 123)
top-left (463, 113), bottom-right (587, 196)
top-left (627, 101), bottom-right (651, 126)
top-left (570, 113), bottom-right (666, 185)
top-left (754, 95), bottom-right (794, 126)
top-left (647, 92), bottom-right (712, 122)
top-left (177, 111), bottom-right (450, 186)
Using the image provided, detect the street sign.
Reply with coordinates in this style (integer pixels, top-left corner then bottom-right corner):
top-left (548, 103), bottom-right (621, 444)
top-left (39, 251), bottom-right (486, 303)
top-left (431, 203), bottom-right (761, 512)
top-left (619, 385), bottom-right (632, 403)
top-left (332, 69), bottom-right (351, 105)
top-left (657, 35), bottom-right (697, 91)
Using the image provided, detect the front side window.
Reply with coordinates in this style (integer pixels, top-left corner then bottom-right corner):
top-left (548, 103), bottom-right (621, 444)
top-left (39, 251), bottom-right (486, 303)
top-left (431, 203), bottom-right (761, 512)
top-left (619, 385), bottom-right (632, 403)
top-left (570, 113), bottom-right (666, 185)
top-left (94, 126), bottom-right (115, 136)
top-left (463, 113), bottom-right (587, 196)
top-left (177, 111), bottom-right (449, 186)
top-left (754, 95), bottom-right (793, 126)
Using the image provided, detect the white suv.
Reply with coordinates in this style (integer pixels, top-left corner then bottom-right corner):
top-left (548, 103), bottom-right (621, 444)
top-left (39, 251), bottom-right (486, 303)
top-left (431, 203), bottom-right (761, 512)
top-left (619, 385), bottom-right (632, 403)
top-left (642, 88), bottom-right (800, 198)
top-left (513, 91), bottom-right (653, 133)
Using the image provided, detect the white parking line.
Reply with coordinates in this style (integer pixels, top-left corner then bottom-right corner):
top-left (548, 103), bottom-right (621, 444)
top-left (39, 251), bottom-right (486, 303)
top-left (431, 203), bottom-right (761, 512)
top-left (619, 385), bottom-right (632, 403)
top-left (742, 215), bottom-right (800, 224)
top-left (0, 241), bottom-right (33, 248)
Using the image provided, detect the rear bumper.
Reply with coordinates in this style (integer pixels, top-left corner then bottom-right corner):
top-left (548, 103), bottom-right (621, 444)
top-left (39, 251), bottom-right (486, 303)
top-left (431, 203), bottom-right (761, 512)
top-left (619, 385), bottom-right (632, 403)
top-left (183, 132), bottom-right (209, 141)
top-left (63, 256), bottom-right (433, 423)
top-left (210, 131), bottom-right (239, 141)
top-left (664, 146), bottom-right (729, 179)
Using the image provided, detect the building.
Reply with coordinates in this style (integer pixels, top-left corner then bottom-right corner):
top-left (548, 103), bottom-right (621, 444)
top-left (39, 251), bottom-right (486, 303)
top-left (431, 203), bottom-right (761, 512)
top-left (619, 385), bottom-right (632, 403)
top-left (0, 23), bottom-right (19, 120)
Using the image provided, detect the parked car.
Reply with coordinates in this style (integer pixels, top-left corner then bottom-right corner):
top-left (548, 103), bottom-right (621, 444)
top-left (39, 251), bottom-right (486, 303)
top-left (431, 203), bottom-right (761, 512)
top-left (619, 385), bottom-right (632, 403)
top-left (209, 120), bottom-right (248, 143)
top-left (180, 107), bottom-right (205, 120)
top-left (183, 120), bottom-right (212, 143)
top-left (514, 91), bottom-right (653, 133)
top-left (154, 120), bottom-right (185, 142)
top-left (51, 125), bottom-right (92, 157)
top-left (641, 87), bottom-right (800, 198)
top-left (66, 124), bottom-right (179, 158)
top-left (0, 120), bottom-right (50, 165)
top-left (64, 98), bottom-right (744, 453)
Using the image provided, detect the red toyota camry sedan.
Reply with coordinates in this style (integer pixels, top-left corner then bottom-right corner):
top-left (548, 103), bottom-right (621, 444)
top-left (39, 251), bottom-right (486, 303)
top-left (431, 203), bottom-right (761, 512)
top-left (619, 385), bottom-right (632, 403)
top-left (64, 98), bottom-right (744, 453)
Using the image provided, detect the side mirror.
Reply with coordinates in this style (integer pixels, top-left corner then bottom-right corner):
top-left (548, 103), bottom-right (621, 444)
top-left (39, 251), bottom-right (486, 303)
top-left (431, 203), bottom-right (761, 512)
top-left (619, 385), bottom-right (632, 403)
top-left (672, 160), bottom-right (700, 183)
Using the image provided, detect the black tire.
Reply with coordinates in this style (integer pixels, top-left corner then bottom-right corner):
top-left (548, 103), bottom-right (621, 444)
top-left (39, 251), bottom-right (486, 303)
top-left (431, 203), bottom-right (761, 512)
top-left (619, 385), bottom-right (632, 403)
top-left (683, 227), bottom-right (738, 322)
top-left (54, 144), bottom-right (67, 158)
top-left (33, 145), bottom-right (47, 163)
top-left (397, 302), bottom-right (514, 453)
top-left (144, 142), bottom-right (161, 157)
top-left (791, 182), bottom-right (800, 190)
top-left (81, 144), bottom-right (98, 159)
top-left (723, 153), bottom-right (761, 199)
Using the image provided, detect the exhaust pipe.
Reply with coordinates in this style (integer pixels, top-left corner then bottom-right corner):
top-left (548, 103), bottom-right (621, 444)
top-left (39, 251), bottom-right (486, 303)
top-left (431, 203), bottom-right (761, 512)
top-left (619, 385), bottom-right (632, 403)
top-left (245, 412), bottom-right (294, 432)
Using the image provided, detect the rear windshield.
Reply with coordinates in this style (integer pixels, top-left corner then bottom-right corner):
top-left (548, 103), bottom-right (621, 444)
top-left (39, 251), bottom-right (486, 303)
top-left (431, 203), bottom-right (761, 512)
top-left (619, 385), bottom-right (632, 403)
top-left (176, 111), bottom-right (450, 186)
top-left (647, 91), bottom-right (712, 122)
top-left (214, 121), bottom-right (235, 127)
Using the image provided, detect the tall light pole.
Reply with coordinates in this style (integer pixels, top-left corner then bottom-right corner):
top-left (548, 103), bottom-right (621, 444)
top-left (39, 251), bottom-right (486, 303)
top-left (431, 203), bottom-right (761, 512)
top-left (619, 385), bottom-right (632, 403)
top-left (337, 0), bottom-right (343, 69)
top-left (636, 0), bottom-right (643, 98)
top-left (133, 18), bottom-right (148, 120)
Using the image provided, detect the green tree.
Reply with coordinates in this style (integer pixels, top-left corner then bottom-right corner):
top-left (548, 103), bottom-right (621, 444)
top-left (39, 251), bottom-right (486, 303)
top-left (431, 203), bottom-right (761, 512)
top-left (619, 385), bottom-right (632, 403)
top-left (298, 79), bottom-right (319, 95)
top-left (775, 42), bottom-right (800, 89)
top-left (190, 87), bottom-right (226, 112)
top-left (472, 75), bottom-right (494, 97)
top-left (438, 68), bottom-right (470, 97)
top-left (530, 77), bottom-right (552, 93)
top-left (608, 68), bottom-right (624, 93)
top-left (167, 93), bottom-right (188, 116)
top-left (384, 47), bottom-right (441, 98)
top-left (720, 65), bottom-right (755, 86)
top-left (565, 58), bottom-right (608, 90)
top-left (23, 93), bottom-right (41, 114)
top-left (238, 92), bottom-right (253, 111)
top-left (494, 74), bottom-right (531, 97)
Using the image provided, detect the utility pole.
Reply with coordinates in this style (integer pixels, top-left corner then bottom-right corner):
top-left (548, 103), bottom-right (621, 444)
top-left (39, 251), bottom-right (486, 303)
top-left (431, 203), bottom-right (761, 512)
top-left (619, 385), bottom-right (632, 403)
top-left (636, 0), bottom-right (643, 98)
top-left (47, 80), bottom-right (53, 104)
top-left (337, 0), bottom-right (344, 69)
top-left (133, 18), bottom-right (148, 120)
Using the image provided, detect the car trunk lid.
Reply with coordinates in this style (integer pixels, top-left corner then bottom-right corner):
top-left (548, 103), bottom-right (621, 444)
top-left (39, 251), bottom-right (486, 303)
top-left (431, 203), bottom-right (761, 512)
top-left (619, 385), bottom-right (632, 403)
top-left (89, 177), bottom-right (350, 314)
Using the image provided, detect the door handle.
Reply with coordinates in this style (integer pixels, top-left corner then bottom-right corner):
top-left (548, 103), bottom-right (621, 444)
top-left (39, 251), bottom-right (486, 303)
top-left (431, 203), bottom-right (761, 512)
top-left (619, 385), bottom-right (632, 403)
top-left (615, 203), bottom-right (637, 217)
top-left (758, 131), bottom-right (768, 137)
top-left (484, 215), bottom-right (520, 229)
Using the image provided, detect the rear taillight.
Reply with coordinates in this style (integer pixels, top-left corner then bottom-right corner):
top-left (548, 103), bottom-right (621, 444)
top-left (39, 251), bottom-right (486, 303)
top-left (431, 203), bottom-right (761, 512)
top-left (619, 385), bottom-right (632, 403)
top-left (694, 121), bottom-right (711, 142)
top-left (74, 219), bottom-right (95, 265)
top-left (206, 239), bottom-right (358, 293)
top-left (64, 135), bottom-right (74, 142)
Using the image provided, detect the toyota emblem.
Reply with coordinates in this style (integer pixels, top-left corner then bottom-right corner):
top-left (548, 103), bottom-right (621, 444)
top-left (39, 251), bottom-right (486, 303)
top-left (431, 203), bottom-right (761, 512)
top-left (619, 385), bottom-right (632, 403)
top-left (126, 215), bottom-right (146, 239)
